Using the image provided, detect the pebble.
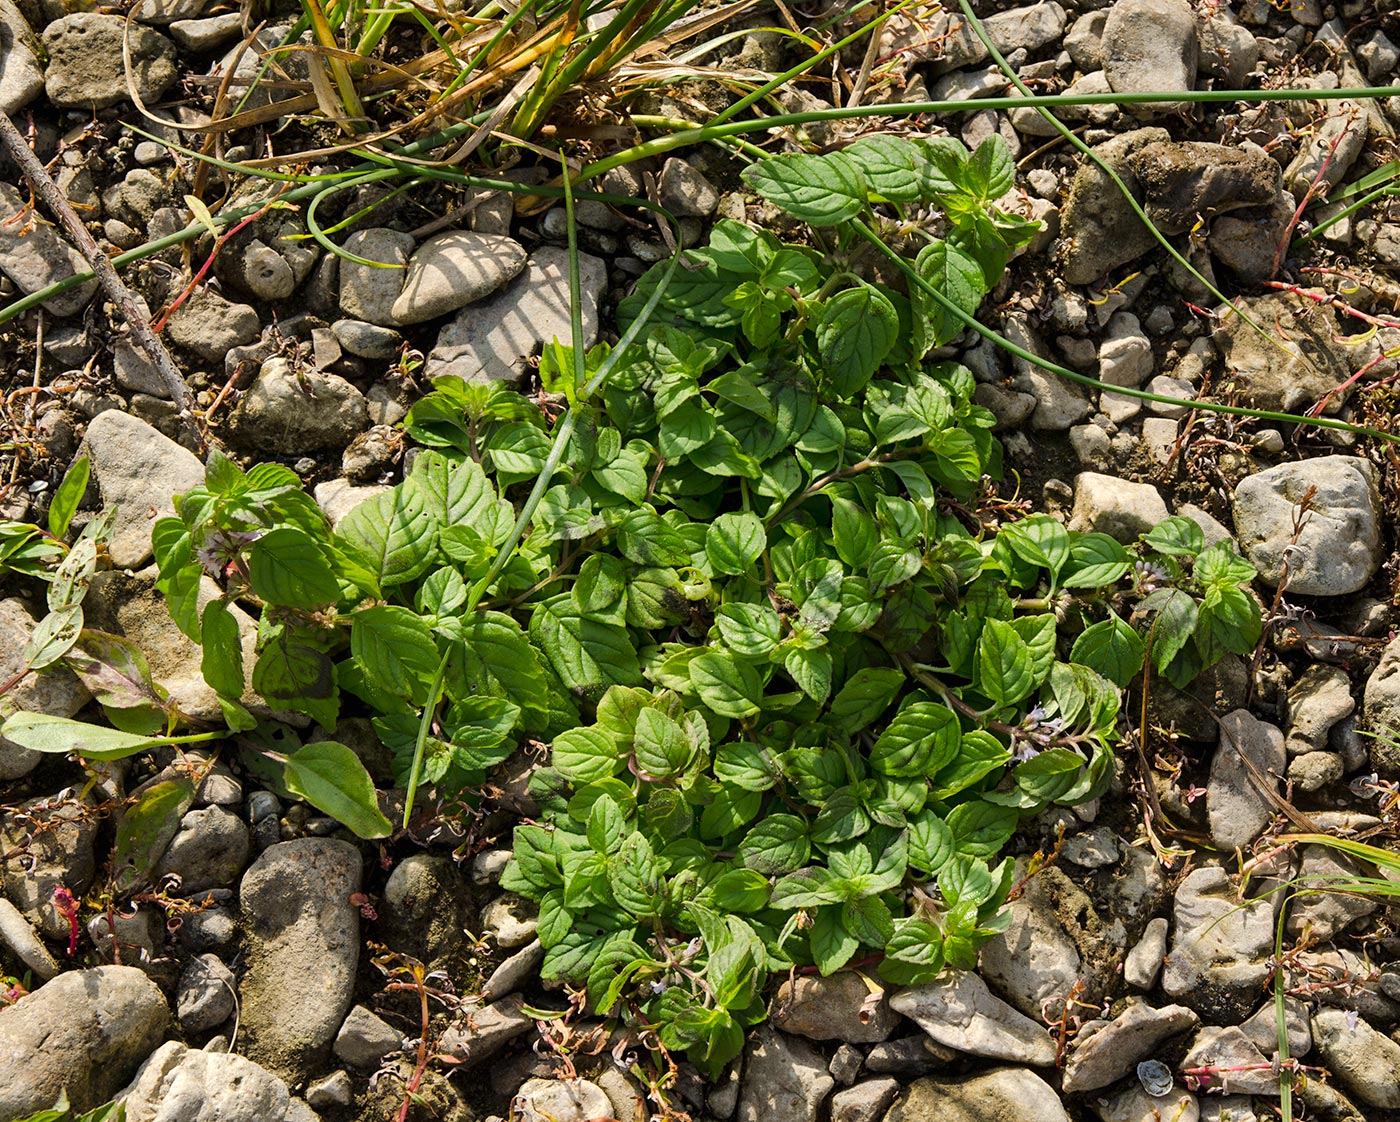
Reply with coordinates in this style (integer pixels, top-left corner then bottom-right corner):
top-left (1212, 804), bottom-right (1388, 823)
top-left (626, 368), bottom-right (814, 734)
top-left (1100, 0), bottom-right (1199, 116)
top-left (382, 853), bottom-right (475, 967)
top-left (1062, 1001), bottom-right (1198, 1093)
top-left (1067, 472), bottom-right (1170, 543)
top-left (737, 1026), bottom-right (834, 1122)
top-left (829, 1043), bottom-right (864, 1086)
top-left (238, 839), bottom-right (363, 1082)
top-left (339, 228), bottom-right (415, 326)
top-left (120, 1041), bottom-right (292, 1122)
top-left (1061, 827), bottom-right (1121, 868)
top-left (1058, 128), bottom-right (1170, 286)
top-left (831, 1079), bottom-right (899, 1122)
top-left (332, 318), bottom-right (404, 360)
top-left (514, 1078), bottom-right (612, 1122)
top-left (0, 2), bottom-right (43, 115)
top-left (166, 289), bottom-right (262, 364)
top-left (1240, 996), bottom-right (1312, 1058)
top-left (0, 183), bottom-right (99, 317)
top-left (0, 598), bottom-right (90, 780)
top-left (227, 357), bottom-right (369, 454)
top-left (0, 897), bottom-right (60, 979)
top-left (1232, 455), bottom-right (1382, 595)
top-left (771, 973), bottom-right (900, 1043)
top-left (657, 158), bottom-right (721, 217)
top-left (1288, 750), bottom-right (1343, 791)
top-left (169, 11), bottom-right (245, 51)
top-left (390, 231), bottom-right (528, 325)
top-left (889, 970), bottom-right (1057, 1066)
top-left (1, 795), bottom-right (99, 940)
top-left (155, 806), bottom-right (252, 894)
top-left (1312, 1008), bottom-right (1400, 1108)
top-left (1094, 1082), bottom-right (1199, 1122)
top-left (1005, 314), bottom-right (1091, 429)
top-left (481, 939), bottom-right (545, 1002)
top-left (177, 953), bottom-right (237, 1033)
top-left (1212, 293), bottom-right (1351, 414)
top-left (1284, 846), bottom-right (1377, 941)
top-left (471, 848), bottom-right (514, 885)
top-left (43, 13), bottom-right (178, 109)
top-left (1161, 866), bottom-right (1277, 1022)
top-left (885, 1068), bottom-right (1070, 1122)
top-left (437, 995), bottom-right (535, 1068)
top-left (1123, 917), bottom-right (1169, 990)
top-left (427, 246), bottom-right (607, 384)
top-left (864, 1035), bottom-right (954, 1075)
top-left (1286, 664), bottom-right (1355, 754)
top-left (480, 892), bottom-right (540, 948)
top-left (307, 1069), bottom-right (354, 1109)
top-left (0, 966), bottom-right (169, 1117)
top-left (178, 905), bottom-right (238, 950)
top-left (1207, 709), bottom-right (1285, 852)
top-left (334, 1004), bottom-right (402, 1069)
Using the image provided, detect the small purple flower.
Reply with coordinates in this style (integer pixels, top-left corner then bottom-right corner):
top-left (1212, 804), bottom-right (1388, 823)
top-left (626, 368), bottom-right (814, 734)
top-left (1011, 739), bottom-right (1041, 763)
top-left (195, 528), bottom-right (261, 577)
top-left (1132, 559), bottom-right (1168, 591)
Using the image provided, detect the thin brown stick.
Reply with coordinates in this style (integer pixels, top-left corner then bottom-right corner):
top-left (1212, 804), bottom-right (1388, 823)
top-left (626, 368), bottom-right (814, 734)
top-left (0, 110), bottom-right (200, 440)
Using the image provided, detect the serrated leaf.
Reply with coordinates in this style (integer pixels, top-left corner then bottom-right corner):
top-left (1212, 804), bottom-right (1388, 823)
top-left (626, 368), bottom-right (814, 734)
top-left (706, 512), bottom-right (766, 576)
top-left (741, 152), bottom-right (868, 226)
top-left (816, 283), bottom-right (899, 397)
top-left (248, 527), bottom-right (341, 607)
top-left (913, 238), bottom-right (984, 354)
top-left (870, 701), bottom-right (961, 778)
top-left (1070, 612), bottom-right (1144, 688)
top-left (338, 484), bottom-right (435, 588)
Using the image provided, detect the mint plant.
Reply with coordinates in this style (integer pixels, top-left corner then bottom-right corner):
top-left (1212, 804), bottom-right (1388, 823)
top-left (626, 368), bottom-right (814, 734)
top-left (0, 135), bottom-right (1267, 1078)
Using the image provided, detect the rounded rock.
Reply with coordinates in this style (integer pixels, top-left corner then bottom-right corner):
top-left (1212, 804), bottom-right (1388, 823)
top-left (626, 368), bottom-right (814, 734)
top-left (390, 231), bottom-right (528, 325)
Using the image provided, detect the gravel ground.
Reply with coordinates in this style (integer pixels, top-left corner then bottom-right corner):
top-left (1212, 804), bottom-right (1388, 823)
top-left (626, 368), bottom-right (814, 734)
top-left (2, 1), bottom-right (1400, 1120)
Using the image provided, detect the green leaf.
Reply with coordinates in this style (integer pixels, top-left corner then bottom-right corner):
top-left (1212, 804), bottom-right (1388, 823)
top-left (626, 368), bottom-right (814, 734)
top-left (283, 741), bottom-right (392, 838)
top-left (22, 605), bottom-right (83, 672)
top-left (828, 667), bottom-right (904, 733)
top-left (907, 810), bottom-right (954, 875)
top-left (816, 283), bottom-right (899, 397)
top-left (553, 726), bottom-right (624, 785)
top-left (111, 777), bottom-right (195, 893)
top-left (408, 449), bottom-right (501, 530)
top-left (1141, 587), bottom-right (1199, 674)
top-left (843, 135), bottom-right (922, 202)
top-left (608, 832), bottom-right (666, 916)
top-left (1012, 748), bottom-right (1086, 805)
top-left (946, 799), bottom-right (1018, 857)
top-left (963, 135), bottom-right (1015, 200)
top-left (978, 618), bottom-right (1036, 707)
top-left (1071, 613), bottom-right (1144, 688)
top-left (930, 729), bottom-right (1011, 799)
top-left (867, 540), bottom-right (921, 593)
top-left (689, 651), bottom-right (764, 718)
top-left (1194, 540), bottom-right (1257, 591)
top-left (741, 152), bottom-right (868, 227)
top-left (738, 814), bottom-right (810, 875)
top-left (783, 645), bottom-right (832, 704)
top-left (338, 484), bottom-right (435, 588)
top-left (705, 512), bottom-right (766, 576)
top-left (1000, 515), bottom-right (1071, 579)
top-left (879, 915), bottom-right (945, 985)
top-left (811, 788), bottom-right (869, 845)
top-left (247, 527), bottom-right (341, 607)
top-left (200, 601), bottom-right (245, 697)
top-left (1062, 533), bottom-right (1132, 588)
top-left (810, 906), bottom-right (860, 974)
top-left (713, 740), bottom-right (780, 792)
top-left (351, 605), bottom-right (440, 706)
top-left (711, 868), bottom-right (771, 912)
top-left (911, 136), bottom-right (967, 197)
top-left (615, 509), bottom-right (692, 567)
top-left (913, 238), bottom-right (984, 354)
top-left (48, 455), bottom-right (89, 538)
top-left (715, 602), bottom-right (783, 658)
top-left (870, 702), bottom-right (961, 778)
top-left (633, 707), bottom-right (693, 778)
top-left (1143, 516), bottom-right (1205, 558)
top-left (531, 596), bottom-right (643, 694)
top-left (831, 498), bottom-right (877, 569)
top-left (253, 630), bottom-right (338, 728)
top-left (770, 865), bottom-right (845, 909)
top-left (0, 713), bottom-right (187, 761)
top-left (64, 630), bottom-right (164, 711)
top-left (459, 612), bottom-right (549, 716)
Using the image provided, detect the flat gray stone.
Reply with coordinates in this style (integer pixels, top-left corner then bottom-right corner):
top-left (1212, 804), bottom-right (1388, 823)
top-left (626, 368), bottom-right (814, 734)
top-left (333, 1003), bottom-right (401, 1069)
top-left (120, 1041), bottom-right (291, 1122)
top-left (771, 973), bottom-right (900, 1043)
top-left (1313, 1008), bottom-right (1400, 1108)
top-left (1208, 709), bottom-right (1285, 852)
top-left (884, 1068), bottom-right (1070, 1122)
top-left (0, 1), bottom-right (43, 115)
top-left (167, 289), bottom-right (261, 364)
top-left (426, 246), bottom-right (606, 384)
top-left (0, 898), bottom-right (59, 979)
top-left (1067, 472), bottom-right (1170, 542)
top-left (889, 971), bottom-right (1057, 1066)
top-left (0, 183), bottom-right (98, 317)
top-left (0, 966), bottom-right (169, 1117)
top-left (1162, 866), bottom-right (1277, 1023)
top-left (339, 228), bottom-right (414, 326)
top-left (227, 357), bottom-right (368, 454)
top-left (43, 13), bottom-right (177, 109)
top-left (1232, 455), bottom-right (1381, 595)
top-left (238, 839), bottom-right (362, 1082)
top-left (1101, 0), bottom-right (1199, 116)
top-left (391, 231), bottom-right (527, 325)
top-left (737, 1026), bottom-right (834, 1122)
top-left (1063, 1001), bottom-right (1199, 1093)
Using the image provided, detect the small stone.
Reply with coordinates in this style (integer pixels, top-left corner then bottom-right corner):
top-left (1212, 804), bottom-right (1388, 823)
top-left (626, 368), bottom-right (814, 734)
top-left (169, 11), bottom-right (245, 51)
top-left (166, 289), bottom-right (262, 364)
top-left (1284, 846), bottom-right (1377, 941)
top-left (829, 1043), bottom-right (863, 1086)
top-left (332, 319), bottom-right (403, 360)
top-left (865, 1035), bottom-right (954, 1075)
top-left (0, 898), bottom-right (60, 979)
top-left (1058, 128), bottom-right (1171, 285)
top-left (832, 1079), bottom-right (899, 1122)
top-left (1240, 996), bottom-right (1311, 1058)
top-left (1145, 376), bottom-right (1194, 417)
top-left (1123, 917), bottom-right (1169, 990)
top-left (1288, 751), bottom-right (1343, 792)
top-left (390, 231), bottom-right (527, 325)
top-left (1006, 314), bottom-right (1091, 429)
top-left (0, 598), bottom-right (90, 780)
top-left (427, 247), bottom-right (607, 384)
top-left (1208, 709), bottom-right (1285, 852)
top-left (1065, 11), bottom-right (1107, 71)
top-left (1100, 0), bottom-right (1199, 116)
top-left (119, 1041), bottom-right (292, 1122)
top-left (657, 159), bottom-right (720, 217)
top-left (514, 1079), bottom-right (612, 1122)
top-left (0, 182), bottom-right (98, 317)
top-left (1062, 1000), bottom-right (1198, 1093)
top-left (177, 953), bottom-right (237, 1033)
top-left (339, 228), bottom-right (415, 326)
top-left (1232, 456), bottom-right (1382, 595)
top-left (227, 357), bottom-right (369, 454)
top-left (1069, 423), bottom-right (1113, 468)
top-left (1213, 294), bottom-right (1351, 414)
top-left (1179, 1025), bottom-right (1275, 1095)
top-left (737, 1026), bottom-right (834, 1122)
top-left (334, 1004), bottom-right (402, 1069)
top-left (471, 848), bottom-right (513, 885)
top-left (884, 1068), bottom-right (1070, 1122)
top-left (178, 906), bottom-right (237, 950)
top-left (2, 795), bottom-right (99, 939)
top-left (1095, 1082), bottom-right (1199, 1122)
top-left (480, 892), bottom-right (539, 948)
top-left (1312, 1008), bottom-right (1400, 1108)
top-left (0, 966), bottom-right (169, 1117)
top-left (0, 1), bottom-right (44, 116)
top-left (1060, 827), bottom-right (1120, 868)
top-left (889, 970), bottom-right (1057, 1066)
top-left (382, 853), bottom-right (474, 968)
top-left (1067, 472), bottom-right (1170, 542)
top-left (306, 1070), bottom-right (354, 1109)
top-left (1099, 312), bottom-right (1154, 388)
top-left (155, 806), bottom-right (252, 894)
top-left (43, 14), bottom-right (177, 109)
top-left (437, 995), bottom-right (534, 1068)
top-left (1286, 664), bottom-right (1354, 754)
top-left (771, 973), bottom-right (899, 1043)
top-left (313, 479), bottom-right (391, 531)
